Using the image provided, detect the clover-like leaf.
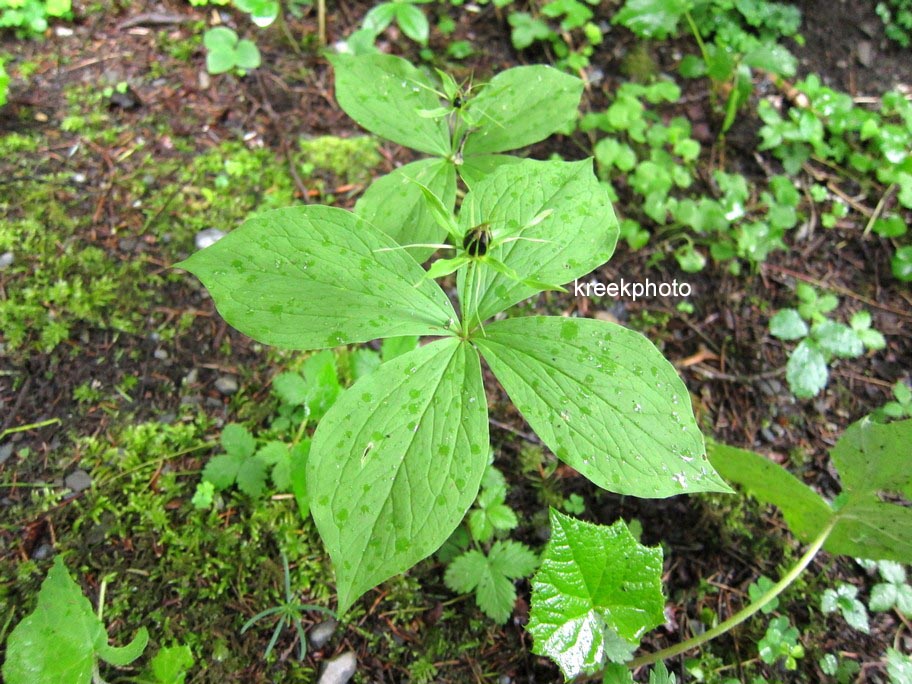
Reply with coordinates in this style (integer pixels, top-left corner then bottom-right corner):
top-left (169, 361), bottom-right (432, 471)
top-left (769, 309), bottom-right (808, 341)
top-left (176, 206), bottom-right (458, 350)
top-left (308, 338), bottom-right (489, 614)
top-left (476, 316), bottom-right (731, 497)
top-left (527, 510), bottom-right (665, 679)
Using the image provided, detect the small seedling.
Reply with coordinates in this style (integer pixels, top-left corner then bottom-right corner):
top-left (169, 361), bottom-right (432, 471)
top-left (821, 583), bottom-right (870, 633)
top-left (203, 27), bottom-right (261, 75)
top-left (240, 552), bottom-right (335, 660)
top-left (769, 284), bottom-right (885, 398)
top-left (758, 616), bottom-right (805, 670)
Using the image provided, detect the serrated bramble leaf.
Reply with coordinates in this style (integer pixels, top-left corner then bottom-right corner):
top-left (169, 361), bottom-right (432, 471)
top-left (308, 339), bottom-right (488, 615)
top-left (149, 644), bottom-right (194, 684)
top-left (770, 309), bottom-right (808, 340)
top-left (527, 510), bottom-right (665, 678)
top-left (221, 423), bottom-right (255, 458)
top-left (476, 316), bottom-right (730, 497)
top-left (176, 206), bottom-right (457, 350)
top-left (488, 540), bottom-right (538, 579)
top-left (202, 453), bottom-right (245, 490)
top-left (469, 509), bottom-right (493, 542)
top-left (487, 504), bottom-right (519, 531)
top-left (445, 549), bottom-right (487, 593)
top-left (236, 456), bottom-right (270, 497)
top-left (273, 372), bottom-right (309, 406)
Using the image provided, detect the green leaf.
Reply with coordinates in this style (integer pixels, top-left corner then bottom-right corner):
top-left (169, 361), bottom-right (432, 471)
top-left (308, 339), bottom-right (489, 614)
top-left (148, 644), bottom-right (194, 684)
top-left (707, 439), bottom-right (834, 543)
top-left (477, 316), bottom-right (730, 497)
top-left (786, 339), bottom-right (828, 398)
top-left (508, 11), bottom-right (553, 49)
top-left (204, 26), bottom-right (237, 51)
top-left (234, 40), bottom-right (261, 71)
top-left (381, 335), bottom-right (420, 362)
top-left (222, 423), bottom-right (255, 458)
top-left (709, 419), bottom-right (912, 562)
top-left (395, 2), bottom-right (429, 44)
top-left (362, 2), bottom-right (396, 33)
top-left (45, 0), bottom-right (71, 16)
top-left (330, 54), bottom-right (450, 156)
top-left (886, 648), bottom-right (912, 682)
top-left (770, 309), bottom-right (808, 340)
top-left (176, 206), bottom-right (458, 350)
top-left (289, 439), bottom-right (311, 513)
top-left (822, 585), bottom-right (869, 633)
top-left (205, 46), bottom-right (236, 75)
top-left (2, 557), bottom-right (148, 684)
top-left (273, 372), bottom-right (308, 406)
top-left (457, 159), bottom-right (618, 323)
top-left (812, 321), bottom-right (864, 358)
top-left (203, 453), bottom-right (244, 490)
top-left (457, 153), bottom-right (524, 187)
top-left (527, 510), bottom-right (665, 678)
top-left (613, 0), bottom-right (689, 38)
top-left (743, 43), bottom-right (797, 76)
top-left (355, 158), bottom-right (457, 260)
top-left (236, 455), bottom-right (270, 497)
top-left (462, 67), bottom-right (583, 155)
top-left (445, 541), bottom-right (538, 622)
top-left (233, 0), bottom-right (278, 26)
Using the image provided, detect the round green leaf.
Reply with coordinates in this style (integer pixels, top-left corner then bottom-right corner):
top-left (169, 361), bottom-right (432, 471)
top-left (234, 39), bottom-right (261, 71)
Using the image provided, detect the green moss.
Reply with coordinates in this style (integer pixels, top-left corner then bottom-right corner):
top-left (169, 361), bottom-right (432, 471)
top-left (297, 135), bottom-right (381, 186)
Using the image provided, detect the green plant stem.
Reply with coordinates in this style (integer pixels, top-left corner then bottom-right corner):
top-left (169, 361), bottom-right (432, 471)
top-left (627, 519), bottom-right (835, 670)
top-left (0, 417), bottom-right (61, 441)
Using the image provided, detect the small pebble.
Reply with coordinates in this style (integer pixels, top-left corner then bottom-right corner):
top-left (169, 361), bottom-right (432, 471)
top-left (195, 228), bottom-right (226, 250)
top-left (153, 348), bottom-right (169, 360)
top-left (857, 41), bottom-right (874, 68)
top-left (214, 375), bottom-right (238, 395)
top-left (0, 443), bottom-right (13, 465)
top-left (318, 651), bottom-right (357, 684)
top-left (32, 543), bottom-right (53, 560)
top-left (0, 252), bottom-right (13, 270)
top-left (65, 469), bottom-right (93, 492)
top-left (309, 620), bottom-right (337, 649)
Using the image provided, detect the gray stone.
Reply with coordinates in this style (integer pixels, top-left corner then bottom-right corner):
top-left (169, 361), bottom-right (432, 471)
top-left (215, 375), bottom-right (239, 395)
top-left (857, 41), bottom-right (874, 68)
top-left (195, 228), bottom-right (226, 250)
top-left (309, 620), bottom-right (337, 649)
top-left (318, 651), bottom-right (357, 684)
top-left (0, 443), bottom-right (12, 465)
top-left (32, 543), bottom-right (53, 560)
top-left (153, 348), bottom-right (169, 360)
top-left (0, 252), bottom-right (13, 269)
top-left (65, 469), bottom-right (92, 492)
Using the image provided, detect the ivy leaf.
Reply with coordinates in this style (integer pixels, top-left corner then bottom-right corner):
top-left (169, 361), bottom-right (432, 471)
top-left (444, 541), bottom-right (538, 623)
top-left (769, 309), bottom-right (808, 341)
top-left (476, 316), bottom-right (731, 497)
top-left (176, 206), bottom-right (458, 350)
top-left (708, 418), bottom-right (912, 563)
top-left (308, 339), bottom-right (489, 615)
top-left (2, 557), bottom-right (148, 684)
top-left (527, 510), bottom-right (665, 678)
top-left (330, 54), bottom-right (450, 156)
top-left (462, 66), bottom-right (583, 156)
top-left (355, 158), bottom-right (457, 261)
top-left (458, 159), bottom-right (619, 324)
top-left (786, 339), bottom-right (828, 398)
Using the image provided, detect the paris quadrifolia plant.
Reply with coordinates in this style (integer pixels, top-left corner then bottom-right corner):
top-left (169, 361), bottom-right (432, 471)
top-left (175, 53), bottom-right (912, 680)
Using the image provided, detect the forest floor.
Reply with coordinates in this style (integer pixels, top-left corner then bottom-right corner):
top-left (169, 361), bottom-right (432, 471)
top-left (1, 0), bottom-right (911, 682)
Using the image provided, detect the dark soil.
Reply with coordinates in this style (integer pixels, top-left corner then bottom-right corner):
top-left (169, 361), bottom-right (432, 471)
top-left (1, 0), bottom-right (911, 682)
